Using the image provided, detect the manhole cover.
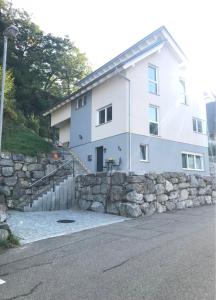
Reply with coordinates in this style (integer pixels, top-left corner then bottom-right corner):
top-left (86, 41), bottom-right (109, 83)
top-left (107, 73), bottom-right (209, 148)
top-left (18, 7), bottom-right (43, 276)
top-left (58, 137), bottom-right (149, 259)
top-left (57, 219), bottom-right (75, 223)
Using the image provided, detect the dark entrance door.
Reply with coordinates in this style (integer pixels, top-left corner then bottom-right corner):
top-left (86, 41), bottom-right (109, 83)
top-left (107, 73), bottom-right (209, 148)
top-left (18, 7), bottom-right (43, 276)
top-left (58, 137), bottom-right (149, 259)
top-left (96, 146), bottom-right (103, 172)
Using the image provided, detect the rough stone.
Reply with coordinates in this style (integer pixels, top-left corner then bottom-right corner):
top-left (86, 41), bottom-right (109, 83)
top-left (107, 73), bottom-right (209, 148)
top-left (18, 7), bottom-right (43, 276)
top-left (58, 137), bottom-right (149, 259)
top-left (111, 172), bottom-right (127, 185)
top-left (143, 179), bottom-right (156, 194)
top-left (4, 176), bottom-right (17, 187)
top-left (165, 180), bottom-right (173, 192)
top-left (2, 167), bottom-right (13, 177)
top-left (14, 163), bottom-right (22, 171)
top-left (178, 182), bottom-right (190, 189)
top-left (205, 196), bottom-right (212, 205)
top-left (12, 153), bottom-right (25, 161)
top-left (185, 200), bottom-right (193, 208)
top-left (126, 191), bottom-right (143, 204)
top-left (32, 171), bottom-right (45, 179)
top-left (143, 194), bottom-right (156, 202)
top-left (0, 185), bottom-right (11, 196)
top-left (28, 164), bottom-right (43, 172)
top-left (156, 203), bottom-right (166, 213)
top-left (0, 159), bottom-right (13, 166)
top-left (145, 203), bottom-right (156, 216)
top-left (0, 204), bottom-right (7, 222)
top-left (25, 156), bottom-right (37, 163)
top-left (79, 199), bottom-right (92, 210)
top-left (119, 202), bottom-right (142, 218)
top-left (166, 201), bottom-right (176, 211)
top-left (156, 194), bottom-right (169, 202)
top-left (1, 152), bottom-right (11, 159)
top-left (101, 184), bottom-right (108, 194)
top-left (180, 189), bottom-right (188, 201)
top-left (156, 175), bottom-right (165, 184)
top-left (91, 201), bottom-right (105, 213)
top-left (176, 201), bottom-right (186, 209)
top-left (127, 175), bottom-right (145, 183)
top-left (110, 186), bottom-right (123, 202)
top-left (0, 229), bottom-right (9, 240)
top-left (169, 191), bottom-right (179, 200)
top-left (92, 185), bottom-right (101, 194)
top-left (140, 202), bottom-right (150, 213)
top-left (155, 184), bottom-right (165, 195)
top-left (106, 202), bottom-right (120, 215)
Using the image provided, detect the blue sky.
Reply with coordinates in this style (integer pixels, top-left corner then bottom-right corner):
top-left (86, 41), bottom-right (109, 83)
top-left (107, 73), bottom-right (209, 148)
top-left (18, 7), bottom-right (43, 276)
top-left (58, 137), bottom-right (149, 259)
top-left (12, 0), bottom-right (216, 93)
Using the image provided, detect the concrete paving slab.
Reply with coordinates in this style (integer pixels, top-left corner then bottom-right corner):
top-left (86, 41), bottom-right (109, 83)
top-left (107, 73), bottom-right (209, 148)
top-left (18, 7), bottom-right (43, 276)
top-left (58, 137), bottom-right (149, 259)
top-left (7, 209), bottom-right (127, 245)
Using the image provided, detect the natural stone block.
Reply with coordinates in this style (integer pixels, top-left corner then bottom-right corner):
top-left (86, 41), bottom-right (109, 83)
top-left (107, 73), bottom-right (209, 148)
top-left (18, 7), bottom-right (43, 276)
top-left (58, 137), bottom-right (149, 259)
top-left (169, 191), bottom-right (179, 199)
top-left (180, 189), bottom-right (188, 201)
top-left (0, 229), bottom-right (9, 240)
top-left (166, 201), bottom-right (176, 211)
top-left (111, 172), bottom-right (126, 185)
top-left (22, 164), bottom-right (28, 172)
top-left (155, 184), bottom-right (165, 195)
top-left (28, 164), bottom-right (43, 172)
top-left (91, 201), bottom-right (105, 213)
top-left (17, 171), bottom-right (26, 178)
top-left (140, 202), bottom-right (150, 213)
top-left (0, 186), bottom-right (11, 196)
top-left (110, 186), bottom-right (124, 202)
top-left (119, 202), bottom-right (142, 218)
top-left (144, 203), bottom-right (156, 216)
top-left (176, 201), bottom-right (186, 209)
top-left (0, 159), bottom-right (13, 166)
top-left (0, 204), bottom-right (7, 222)
top-left (92, 185), bottom-right (100, 194)
top-left (19, 179), bottom-right (29, 188)
top-left (106, 202), bottom-right (120, 215)
top-left (79, 199), bottom-right (92, 210)
top-left (2, 167), bottom-right (13, 177)
top-left (25, 156), bottom-right (37, 163)
top-left (14, 163), bottom-right (22, 171)
top-left (185, 200), bottom-right (193, 208)
top-left (170, 178), bottom-right (179, 184)
top-left (126, 191), bottom-right (143, 204)
top-left (178, 182), bottom-right (190, 189)
top-left (143, 194), bottom-right (156, 202)
top-left (156, 203), bottom-right (166, 213)
top-left (12, 153), bottom-right (25, 161)
top-left (156, 194), bottom-right (169, 202)
top-left (4, 176), bottom-right (17, 187)
top-left (1, 152), bottom-right (11, 159)
top-left (156, 175), bottom-right (165, 184)
top-left (32, 171), bottom-right (45, 179)
top-left (205, 196), bottom-right (212, 205)
top-left (165, 180), bottom-right (173, 192)
top-left (101, 184), bottom-right (108, 194)
top-left (127, 175), bottom-right (145, 183)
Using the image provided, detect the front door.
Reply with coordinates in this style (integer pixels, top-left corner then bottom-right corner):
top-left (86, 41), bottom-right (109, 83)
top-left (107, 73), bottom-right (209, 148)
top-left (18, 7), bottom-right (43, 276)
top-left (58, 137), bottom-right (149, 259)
top-left (96, 146), bottom-right (104, 172)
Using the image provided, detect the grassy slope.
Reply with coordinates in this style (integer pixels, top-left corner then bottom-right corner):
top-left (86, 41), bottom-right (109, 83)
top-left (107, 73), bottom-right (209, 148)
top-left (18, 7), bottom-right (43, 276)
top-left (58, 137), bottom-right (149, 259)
top-left (2, 120), bottom-right (53, 156)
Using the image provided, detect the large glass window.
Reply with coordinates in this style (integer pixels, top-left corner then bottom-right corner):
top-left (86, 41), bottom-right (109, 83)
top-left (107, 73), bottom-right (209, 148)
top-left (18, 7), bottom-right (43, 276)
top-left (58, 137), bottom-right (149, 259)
top-left (149, 106), bottom-right (159, 135)
top-left (98, 105), bottom-right (112, 125)
top-left (181, 152), bottom-right (204, 171)
top-left (148, 65), bottom-right (158, 94)
top-left (179, 79), bottom-right (187, 104)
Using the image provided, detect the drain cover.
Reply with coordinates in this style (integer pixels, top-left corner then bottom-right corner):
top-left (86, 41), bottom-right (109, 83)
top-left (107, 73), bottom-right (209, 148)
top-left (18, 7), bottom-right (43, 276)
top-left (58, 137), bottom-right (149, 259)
top-left (57, 219), bottom-right (75, 223)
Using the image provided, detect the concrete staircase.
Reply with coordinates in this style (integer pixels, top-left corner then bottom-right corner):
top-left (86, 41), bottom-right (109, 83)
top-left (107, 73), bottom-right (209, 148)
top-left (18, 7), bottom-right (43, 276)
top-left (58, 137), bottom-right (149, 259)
top-left (20, 147), bottom-right (90, 212)
top-left (23, 175), bottom-right (76, 212)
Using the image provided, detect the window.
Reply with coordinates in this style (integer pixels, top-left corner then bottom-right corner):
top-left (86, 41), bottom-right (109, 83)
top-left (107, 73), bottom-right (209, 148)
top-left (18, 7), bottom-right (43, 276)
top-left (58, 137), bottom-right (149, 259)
top-left (76, 95), bottom-right (87, 109)
top-left (149, 106), bottom-right (159, 135)
top-left (98, 105), bottom-right (112, 125)
top-left (181, 152), bottom-right (204, 171)
top-left (140, 144), bottom-right (149, 161)
top-left (193, 118), bottom-right (205, 134)
top-left (148, 65), bottom-right (158, 94)
top-left (179, 79), bottom-right (187, 104)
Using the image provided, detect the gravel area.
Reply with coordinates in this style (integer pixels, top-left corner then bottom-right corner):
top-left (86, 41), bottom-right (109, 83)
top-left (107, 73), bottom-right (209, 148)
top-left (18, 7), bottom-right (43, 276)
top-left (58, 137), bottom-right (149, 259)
top-left (7, 209), bottom-right (127, 244)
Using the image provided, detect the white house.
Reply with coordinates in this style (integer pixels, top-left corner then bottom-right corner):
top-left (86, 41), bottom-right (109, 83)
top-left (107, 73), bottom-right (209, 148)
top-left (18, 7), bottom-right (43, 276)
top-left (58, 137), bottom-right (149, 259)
top-left (44, 26), bottom-right (209, 175)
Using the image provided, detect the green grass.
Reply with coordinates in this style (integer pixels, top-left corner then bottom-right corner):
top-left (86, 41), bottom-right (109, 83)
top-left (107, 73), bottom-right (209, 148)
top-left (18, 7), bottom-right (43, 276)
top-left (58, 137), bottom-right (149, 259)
top-left (0, 233), bottom-right (20, 249)
top-left (2, 119), bottom-right (53, 156)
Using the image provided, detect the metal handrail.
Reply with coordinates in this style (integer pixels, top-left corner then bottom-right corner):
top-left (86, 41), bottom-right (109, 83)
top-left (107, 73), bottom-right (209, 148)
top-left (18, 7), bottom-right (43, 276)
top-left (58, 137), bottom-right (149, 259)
top-left (29, 157), bottom-right (75, 189)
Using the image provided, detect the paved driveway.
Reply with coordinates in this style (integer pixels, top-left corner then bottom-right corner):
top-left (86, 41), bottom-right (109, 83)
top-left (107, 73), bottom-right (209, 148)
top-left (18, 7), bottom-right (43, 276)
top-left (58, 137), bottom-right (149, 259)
top-left (7, 209), bottom-right (127, 244)
top-left (1, 205), bottom-right (216, 300)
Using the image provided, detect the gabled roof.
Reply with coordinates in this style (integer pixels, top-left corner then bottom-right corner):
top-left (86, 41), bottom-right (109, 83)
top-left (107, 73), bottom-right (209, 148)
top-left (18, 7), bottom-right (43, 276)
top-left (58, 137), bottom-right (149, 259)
top-left (44, 26), bottom-right (186, 116)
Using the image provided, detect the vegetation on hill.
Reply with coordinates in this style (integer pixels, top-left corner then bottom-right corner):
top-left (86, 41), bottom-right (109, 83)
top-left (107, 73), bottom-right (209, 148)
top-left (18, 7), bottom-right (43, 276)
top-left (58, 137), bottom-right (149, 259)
top-left (0, 0), bottom-right (91, 153)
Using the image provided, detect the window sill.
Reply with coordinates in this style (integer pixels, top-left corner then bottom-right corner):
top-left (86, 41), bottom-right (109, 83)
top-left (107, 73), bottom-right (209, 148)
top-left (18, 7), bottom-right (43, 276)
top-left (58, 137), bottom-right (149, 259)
top-left (96, 120), bottom-right (112, 127)
top-left (140, 160), bottom-right (149, 163)
top-left (149, 91), bottom-right (160, 96)
top-left (149, 134), bottom-right (161, 138)
top-left (193, 131), bottom-right (207, 136)
top-left (182, 167), bottom-right (204, 172)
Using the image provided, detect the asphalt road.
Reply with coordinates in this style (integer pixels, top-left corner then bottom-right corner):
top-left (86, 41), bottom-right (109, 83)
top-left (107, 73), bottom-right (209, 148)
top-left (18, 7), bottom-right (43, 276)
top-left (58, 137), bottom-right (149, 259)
top-left (0, 205), bottom-right (216, 300)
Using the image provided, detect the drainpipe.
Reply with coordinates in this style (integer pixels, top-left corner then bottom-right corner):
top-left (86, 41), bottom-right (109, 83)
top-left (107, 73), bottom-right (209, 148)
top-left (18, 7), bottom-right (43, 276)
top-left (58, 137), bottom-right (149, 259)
top-left (117, 72), bottom-right (132, 173)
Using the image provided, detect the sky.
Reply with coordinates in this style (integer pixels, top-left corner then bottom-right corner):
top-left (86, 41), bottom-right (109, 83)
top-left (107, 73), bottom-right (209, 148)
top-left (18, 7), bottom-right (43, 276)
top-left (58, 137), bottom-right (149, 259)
top-left (12, 0), bottom-right (216, 94)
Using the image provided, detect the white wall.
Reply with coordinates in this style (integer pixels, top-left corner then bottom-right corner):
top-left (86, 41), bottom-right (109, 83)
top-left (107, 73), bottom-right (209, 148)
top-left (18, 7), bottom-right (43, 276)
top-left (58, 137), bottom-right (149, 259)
top-left (59, 120), bottom-right (70, 143)
top-left (126, 45), bottom-right (208, 147)
top-left (91, 75), bottom-right (128, 141)
top-left (51, 103), bottom-right (71, 127)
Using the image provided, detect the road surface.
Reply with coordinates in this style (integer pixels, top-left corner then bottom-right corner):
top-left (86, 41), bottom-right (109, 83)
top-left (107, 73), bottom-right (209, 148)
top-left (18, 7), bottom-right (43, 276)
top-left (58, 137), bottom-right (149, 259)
top-left (0, 205), bottom-right (215, 300)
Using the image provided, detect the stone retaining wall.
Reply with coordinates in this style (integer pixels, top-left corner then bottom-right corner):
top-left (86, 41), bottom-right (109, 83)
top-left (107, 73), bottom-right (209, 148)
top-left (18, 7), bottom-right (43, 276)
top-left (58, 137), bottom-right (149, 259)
top-left (76, 172), bottom-right (216, 217)
top-left (0, 152), bottom-right (73, 209)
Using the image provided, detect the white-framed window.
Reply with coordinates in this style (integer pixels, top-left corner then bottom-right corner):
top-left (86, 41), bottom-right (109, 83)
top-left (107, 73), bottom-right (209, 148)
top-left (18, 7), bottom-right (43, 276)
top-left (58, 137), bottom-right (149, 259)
top-left (193, 118), bottom-right (205, 134)
top-left (98, 104), bottom-right (112, 125)
top-left (181, 152), bottom-right (204, 171)
top-left (149, 105), bottom-right (159, 136)
top-left (179, 79), bottom-right (187, 104)
top-left (140, 144), bottom-right (149, 161)
top-left (76, 95), bottom-right (87, 109)
top-left (148, 65), bottom-right (158, 94)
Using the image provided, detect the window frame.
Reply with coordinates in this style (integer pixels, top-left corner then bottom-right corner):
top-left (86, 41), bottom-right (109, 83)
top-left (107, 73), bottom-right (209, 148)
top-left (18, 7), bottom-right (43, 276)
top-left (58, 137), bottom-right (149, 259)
top-left (140, 144), bottom-right (149, 162)
top-left (149, 105), bottom-right (159, 136)
top-left (181, 151), bottom-right (204, 171)
top-left (179, 78), bottom-right (187, 105)
top-left (192, 117), bottom-right (205, 134)
top-left (148, 64), bottom-right (159, 95)
top-left (97, 104), bottom-right (112, 125)
top-left (76, 95), bottom-right (87, 110)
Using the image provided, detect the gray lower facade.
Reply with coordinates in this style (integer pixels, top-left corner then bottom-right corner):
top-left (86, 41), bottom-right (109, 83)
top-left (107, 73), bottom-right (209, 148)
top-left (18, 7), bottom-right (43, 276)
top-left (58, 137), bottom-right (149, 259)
top-left (71, 132), bottom-right (210, 175)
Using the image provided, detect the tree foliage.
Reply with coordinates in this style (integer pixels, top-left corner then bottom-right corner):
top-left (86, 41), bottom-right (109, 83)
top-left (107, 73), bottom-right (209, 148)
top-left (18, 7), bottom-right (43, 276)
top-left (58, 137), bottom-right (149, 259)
top-left (0, 0), bottom-right (91, 132)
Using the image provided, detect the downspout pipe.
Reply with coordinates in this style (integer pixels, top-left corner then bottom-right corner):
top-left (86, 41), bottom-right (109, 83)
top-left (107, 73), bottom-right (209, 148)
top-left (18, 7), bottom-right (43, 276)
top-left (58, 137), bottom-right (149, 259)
top-left (117, 71), bottom-right (132, 174)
